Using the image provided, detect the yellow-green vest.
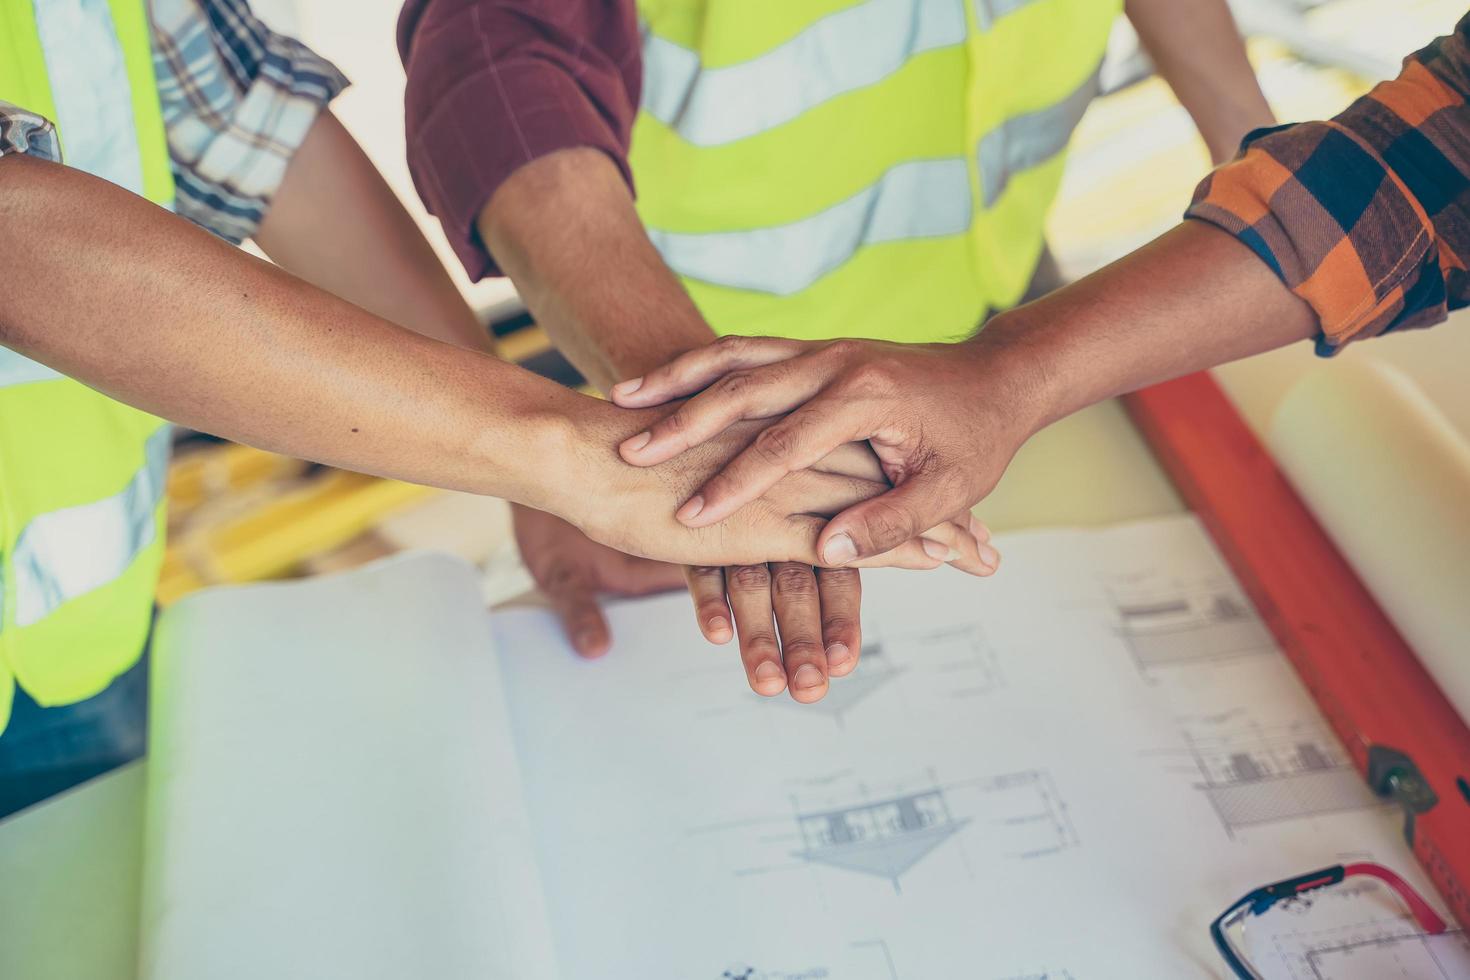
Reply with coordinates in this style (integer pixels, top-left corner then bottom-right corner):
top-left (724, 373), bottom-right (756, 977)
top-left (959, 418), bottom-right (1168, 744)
top-left (630, 0), bottom-right (1121, 342)
top-left (0, 0), bottom-right (175, 733)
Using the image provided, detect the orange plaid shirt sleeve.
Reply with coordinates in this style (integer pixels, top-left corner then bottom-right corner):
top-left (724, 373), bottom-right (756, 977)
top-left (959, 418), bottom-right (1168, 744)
top-left (1186, 13), bottom-right (1470, 356)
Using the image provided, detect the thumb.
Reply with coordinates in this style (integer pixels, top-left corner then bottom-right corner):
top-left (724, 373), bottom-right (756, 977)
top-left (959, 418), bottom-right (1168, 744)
top-left (818, 477), bottom-right (961, 566)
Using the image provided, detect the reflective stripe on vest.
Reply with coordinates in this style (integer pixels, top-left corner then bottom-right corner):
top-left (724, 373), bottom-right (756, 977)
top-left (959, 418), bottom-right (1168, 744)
top-left (0, 347), bottom-right (63, 388)
top-left (36, 0), bottom-right (147, 194)
top-left (641, 0), bottom-right (967, 148)
top-left (11, 426), bottom-right (170, 627)
top-left (631, 0), bottom-right (1120, 340)
top-left (971, 0), bottom-right (1040, 29)
top-left (647, 158), bottom-right (971, 296)
top-left (0, 0), bottom-right (176, 726)
top-left (976, 66), bottom-right (1100, 206)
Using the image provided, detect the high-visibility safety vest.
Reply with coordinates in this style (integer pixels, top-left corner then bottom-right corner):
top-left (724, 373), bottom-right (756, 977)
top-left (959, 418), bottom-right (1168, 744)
top-left (630, 0), bottom-right (1121, 342)
top-left (0, 0), bottom-right (175, 733)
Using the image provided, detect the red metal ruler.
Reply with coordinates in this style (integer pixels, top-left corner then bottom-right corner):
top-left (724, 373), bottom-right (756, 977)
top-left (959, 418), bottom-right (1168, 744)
top-left (1125, 371), bottom-right (1470, 931)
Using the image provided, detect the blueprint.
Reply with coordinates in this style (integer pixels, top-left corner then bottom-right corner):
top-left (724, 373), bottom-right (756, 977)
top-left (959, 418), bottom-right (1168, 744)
top-left (137, 515), bottom-right (1457, 980)
top-left (490, 516), bottom-right (1455, 979)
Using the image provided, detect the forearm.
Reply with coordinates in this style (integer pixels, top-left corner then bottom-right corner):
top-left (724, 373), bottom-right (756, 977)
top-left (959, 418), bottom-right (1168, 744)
top-left (254, 110), bottom-right (489, 353)
top-left (477, 148), bottom-right (714, 391)
top-left (975, 220), bottom-right (1316, 434)
top-left (1125, 0), bottom-right (1274, 163)
top-left (0, 154), bottom-right (589, 513)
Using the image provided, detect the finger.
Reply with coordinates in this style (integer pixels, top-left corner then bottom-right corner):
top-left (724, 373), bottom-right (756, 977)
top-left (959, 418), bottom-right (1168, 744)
top-left (620, 361), bottom-right (831, 467)
top-left (914, 518), bottom-right (991, 577)
top-left (818, 475), bottom-right (966, 566)
top-left (541, 568), bottom-right (612, 659)
top-left (850, 537), bottom-right (945, 570)
top-left (683, 565), bottom-right (732, 643)
top-left (864, 513), bottom-right (994, 574)
top-left (610, 335), bottom-right (809, 407)
top-left (969, 514), bottom-right (1001, 572)
top-left (815, 567), bottom-right (862, 677)
top-left (679, 398), bottom-right (866, 528)
top-left (769, 562), bottom-right (829, 703)
top-left (725, 564), bottom-right (786, 697)
top-left (812, 440), bottom-right (886, 483)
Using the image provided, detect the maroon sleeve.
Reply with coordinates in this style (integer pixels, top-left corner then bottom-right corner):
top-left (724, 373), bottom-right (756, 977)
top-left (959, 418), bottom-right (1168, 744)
top-left (398, 0), bottom-right (642, 279)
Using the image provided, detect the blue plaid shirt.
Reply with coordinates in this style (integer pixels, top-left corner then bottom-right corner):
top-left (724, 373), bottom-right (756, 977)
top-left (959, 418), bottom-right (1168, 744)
top-left (0, 0), bottom-right (347, 244)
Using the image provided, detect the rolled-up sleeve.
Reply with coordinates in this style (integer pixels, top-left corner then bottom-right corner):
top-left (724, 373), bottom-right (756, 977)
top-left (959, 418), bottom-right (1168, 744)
top-left (1186, 16), bottom-right (1470, 355)
top-left (150, 0), bottom-right (349, 244)
top-left (0, 102), bottom-right (61, 164)
top-left (397, 0), bottom-right (642, 280)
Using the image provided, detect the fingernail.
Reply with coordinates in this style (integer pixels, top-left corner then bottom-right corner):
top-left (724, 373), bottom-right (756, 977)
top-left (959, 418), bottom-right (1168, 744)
top-left (676, 494), bottom-right (705, 523)
top-left (823, 533), bottom-right (857, 565)
top-left (575, 630), bottom-right (602, 654)
top-left (826, 642), bottom-right (852, 668)
top-left (979, 544), bottom-right (1000, 570)
top-left (793, 664), bottom-right (825, 691)
top-left (706, 616), bottom-right (731, 639)
top-left (921, 538), bottom-right (950, 561)
top-left (622, 431), bottom-right (651, 453)
top-left (754, 660), bottom-right (784, 692)
top-left (612, 377), bottom-right (643, 397)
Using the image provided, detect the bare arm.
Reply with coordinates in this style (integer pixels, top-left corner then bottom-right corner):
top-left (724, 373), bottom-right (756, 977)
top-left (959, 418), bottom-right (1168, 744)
top-left (479, 147), bottom-right (713, 388)
top-left (0, 153), bottom-right (884, 568)
top-left (479, 148), bottom-right (843, 697)
top-left (611, 14), bottom-right (1470, 559)
top-left (1125, 0), bottom-right (1275, 163)
top-left (0, 153), bottom-right (577, 506)
top-left (478, 149), bottom-right (988, 702)
top-left (613, 221), bottom-right (1316, 560)
top-left (253, 110), bottom-right (489, 353)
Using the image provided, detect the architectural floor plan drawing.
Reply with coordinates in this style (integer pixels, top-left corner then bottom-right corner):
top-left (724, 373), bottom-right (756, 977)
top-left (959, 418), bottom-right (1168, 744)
top-left (785, 768), bottom-right (1076, 890)
top-left (793, 785), bottom-right (968, 888)
top-left (1181, 716), bottom-right (1384, 836)
top-left (477, 516), bottom-right (1456, 978)
top-left (1303, 930), bottom-right (1470, 979)
top-left (1241, 872), bottom-right (1470, 980)
top-left (1108, 572), bottom-right (1277, 674)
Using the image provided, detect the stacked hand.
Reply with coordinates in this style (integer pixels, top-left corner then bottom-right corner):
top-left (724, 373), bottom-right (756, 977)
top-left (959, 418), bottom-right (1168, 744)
top-left (610, 333), bottom-right (1041, 567)
top-left (523, 400), bottom-right (995, 702)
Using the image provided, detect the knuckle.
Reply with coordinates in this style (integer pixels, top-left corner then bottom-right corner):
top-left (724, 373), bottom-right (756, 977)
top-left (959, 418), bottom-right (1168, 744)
top-left (752, 424), bottom-right (798, 465)
top-left (781, 638), bottom-right (824, 660)
top-left (817, 567), bottom-right (861, 592)
top-left (715, 334), bottom-right (747, 358)
top-left (742, 630), bottom-right (780, 656)
top-left (860, 500), bottom-right (920, 549)
top-left (715, 370), bottom-right (754, 399)
top-left (659, 411), bottom-right (687, 436)
top-left (728, 564), bottom-right (772, 591)
top-left (772, 564), bottom-right (817, 598)
top-left (821, 614), bottom-right (857, 638)
top-left (824, 338), bottom-right (862, 362)
top-left (697, 598), bottom-right (729, 618)
top-left (848, 358), bottom-right (897, 393)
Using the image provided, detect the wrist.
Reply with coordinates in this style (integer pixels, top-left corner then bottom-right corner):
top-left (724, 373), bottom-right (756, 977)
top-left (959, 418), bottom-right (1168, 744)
top-left (961, 309), bottom-right (1071, 440)
top-left (516, 394), bottom-right (663, 531)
